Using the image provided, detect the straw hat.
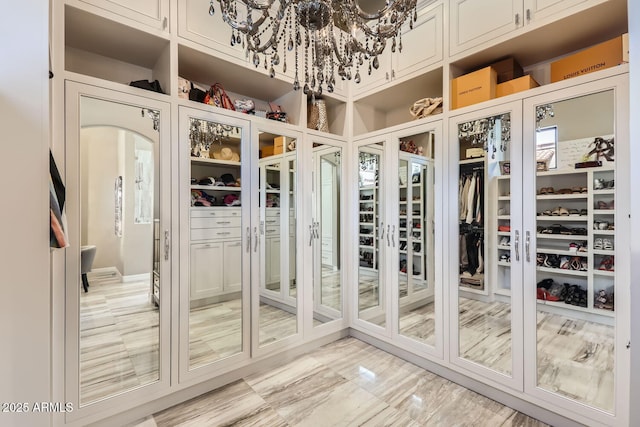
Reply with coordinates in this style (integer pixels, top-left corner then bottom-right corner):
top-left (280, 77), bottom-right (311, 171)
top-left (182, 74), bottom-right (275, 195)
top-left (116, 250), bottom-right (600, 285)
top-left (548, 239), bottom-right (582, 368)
top-left (211, 147), bottom-right (240, 162)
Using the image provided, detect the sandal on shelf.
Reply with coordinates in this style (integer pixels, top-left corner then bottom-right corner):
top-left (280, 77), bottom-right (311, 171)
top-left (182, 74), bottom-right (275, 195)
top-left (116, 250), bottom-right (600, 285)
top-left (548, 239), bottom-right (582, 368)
top-left (598, 256), bottom-right (615, 271)
top-left (560, 256), bottom-right (571, 269)
top-left (594, 179), bottom-right (604, 190)
top-left (597, 200), bottom-right (608, 209)
top-left (580, 209), bottom-right (588, 216)
top-left (536, 253), bottom-right (546, 266)
top-left (568, 209), bottom-right (580, 216)
top-left (570, 228), bottom-right (587, 235)
top-left (571, 187), bottom-right (582, 194)
top-left (594, 238), bottom-right (604, 250)
top-left (556, 188), bottom-right (573, 194)
top-left (603, 238), bottom-right (614, 250)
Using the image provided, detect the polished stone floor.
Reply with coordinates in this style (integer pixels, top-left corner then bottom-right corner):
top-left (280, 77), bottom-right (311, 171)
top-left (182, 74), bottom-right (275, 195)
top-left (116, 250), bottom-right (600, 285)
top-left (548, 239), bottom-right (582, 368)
top-left (81, 275), bottom-right (614, 415)
top-left (79, 273), bottom-right (159, 405)
top-left (135, 337), bottom-right (547, 427)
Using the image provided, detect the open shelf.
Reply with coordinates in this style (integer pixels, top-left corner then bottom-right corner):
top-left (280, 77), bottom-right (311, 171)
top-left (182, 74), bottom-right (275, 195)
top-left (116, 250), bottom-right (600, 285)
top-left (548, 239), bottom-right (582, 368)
top-left (352, 67), bottom-right (443, 136)
top-left (65, 5), bottom-right (170, 93)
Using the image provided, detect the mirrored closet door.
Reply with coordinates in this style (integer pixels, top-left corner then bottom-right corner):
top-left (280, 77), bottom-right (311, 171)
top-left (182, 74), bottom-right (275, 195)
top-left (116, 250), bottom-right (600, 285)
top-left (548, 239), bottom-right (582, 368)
top-left (178, 107), bottom-right (251, 379)
top-left (449, 102), bottom-right (523, 388)
top-left (523, 75), bottom-right (629, 418)
top-left (64, 83), bottom-right (171, 413)
top-left (393, 127), bottom-right (440, 351)
top-left (356, 140), bottom-right (387, 329)
top-left (254, 126), bottom-right (302, 352)
top-left (310, 139), bottom-right (344, 328)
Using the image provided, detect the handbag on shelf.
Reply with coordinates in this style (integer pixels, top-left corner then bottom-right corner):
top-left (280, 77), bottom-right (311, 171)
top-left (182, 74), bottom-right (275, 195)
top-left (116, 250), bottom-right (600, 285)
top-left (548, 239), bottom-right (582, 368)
top-left (307, 98), bottom-right (329, 132)
top-left (129, 79), bottom-right (164, 94)
top-left (204, 83), bottom-right (236, 110)
top-left (266, 102), bottom-right (287, 123)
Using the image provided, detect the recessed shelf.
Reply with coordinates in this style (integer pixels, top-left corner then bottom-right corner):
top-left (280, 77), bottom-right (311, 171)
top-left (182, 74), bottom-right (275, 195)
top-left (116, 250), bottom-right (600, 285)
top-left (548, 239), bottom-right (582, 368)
top-left (536, 266), bottom-right (588, 277)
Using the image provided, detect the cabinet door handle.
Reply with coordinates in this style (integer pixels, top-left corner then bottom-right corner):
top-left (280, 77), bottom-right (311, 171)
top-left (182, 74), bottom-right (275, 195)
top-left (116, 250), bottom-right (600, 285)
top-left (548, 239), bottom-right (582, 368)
top-left (309, 225), bottom-right (314, 246)
top-left (515, 13), bottom-right (520, 26)
top-left (380, 221), bottom-right (385, 241)
top-left (514, 230), bottom-right (520, 261)
top-left (385, 72), bottom-right (390, 81)
top-left (391, 69), bottom-right (396, 79)
top-left (246, 227), bottom-right (251, 252)
top-left (525, 231), bottom-right (531, 262)
top-left (163, 17), bottom-right (167, 30)
top-left (391, 225), bottom-right (396, 247)
top-left (253, 226), bottom-right (258, 252)
top-left (526, 8), bottom-right (531, 22)
top-left (387, 224), bottom-right (391, 247)
top-left (164, 230), bottom-right (169, 261)
top-left (315, 221), bottom-right (320, 239)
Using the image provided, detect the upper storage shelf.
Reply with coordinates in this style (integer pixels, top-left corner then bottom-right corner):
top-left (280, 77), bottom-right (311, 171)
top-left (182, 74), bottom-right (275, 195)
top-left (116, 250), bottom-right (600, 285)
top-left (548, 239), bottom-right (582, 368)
top-left (449, 0), bottom-right (628, 84)
top-left (353, 67), bottom-right (443, 136)
top-left (65, 5), bottom-right (171, 94)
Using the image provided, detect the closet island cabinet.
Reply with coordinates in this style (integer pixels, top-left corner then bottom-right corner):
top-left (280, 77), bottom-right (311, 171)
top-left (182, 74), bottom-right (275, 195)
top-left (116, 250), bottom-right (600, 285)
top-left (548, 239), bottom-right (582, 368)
top-left (448, 71), bottom-right (629, 425)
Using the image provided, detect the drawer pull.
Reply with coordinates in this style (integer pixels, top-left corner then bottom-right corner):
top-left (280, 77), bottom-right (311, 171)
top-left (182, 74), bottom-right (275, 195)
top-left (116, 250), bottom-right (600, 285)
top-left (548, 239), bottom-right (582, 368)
top-left (217, 232), bottom-right (231, 236)
top-left (217, 221), bottom-right (231, 225)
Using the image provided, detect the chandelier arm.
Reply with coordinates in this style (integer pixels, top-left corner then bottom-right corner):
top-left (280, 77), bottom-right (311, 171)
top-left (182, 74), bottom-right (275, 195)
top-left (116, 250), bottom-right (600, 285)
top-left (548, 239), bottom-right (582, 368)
top-left (233, 0), bottom-right (277, 11)
top-left (352, 0), bottom-right (414, 20)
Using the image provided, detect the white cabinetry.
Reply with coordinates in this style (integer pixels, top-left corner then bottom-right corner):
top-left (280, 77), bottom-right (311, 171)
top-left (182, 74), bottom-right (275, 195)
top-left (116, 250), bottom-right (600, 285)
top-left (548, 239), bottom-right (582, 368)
top-left (190, 208), bottom-right (242, 301)
top-left (353, 3), bottom-right (443, 96)
top-left (449, 0), bottom-right (597, 56)
top-left (80, 0), bottom-right (170, 32)
top-left (178, 0), bottom-right (244, 61)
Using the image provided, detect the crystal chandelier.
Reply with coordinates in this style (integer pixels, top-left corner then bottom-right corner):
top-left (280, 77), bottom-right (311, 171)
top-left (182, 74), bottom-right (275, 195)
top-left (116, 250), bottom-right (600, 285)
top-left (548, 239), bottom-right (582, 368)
top-left (208, 0), bottom-right (418, 94)
top-left (189, 118), bottom-right (239, 152)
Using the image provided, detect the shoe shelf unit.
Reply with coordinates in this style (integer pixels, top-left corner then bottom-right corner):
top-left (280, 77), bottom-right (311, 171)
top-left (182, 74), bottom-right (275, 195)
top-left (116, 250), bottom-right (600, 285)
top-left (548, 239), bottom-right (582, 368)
top-left (398, 152), bottom-right (429, 288)
top-left (494, 174), bottom-right (511, 293)
top-left (535, 166), bottom-right (615, 320)
top-left (358, 185), bottom-right (378, 271)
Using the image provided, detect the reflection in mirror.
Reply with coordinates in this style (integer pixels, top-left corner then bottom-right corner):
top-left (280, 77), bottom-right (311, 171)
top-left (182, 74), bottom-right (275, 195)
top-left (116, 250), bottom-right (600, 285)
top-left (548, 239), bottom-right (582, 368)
top-left (534, 91), bottom-right (615, 411)
top-left (313, 144), bottom-right (342, 325)
top-left (258, 133), bottom-right (298, 346)
top-left (458, 113), bottom-right (512, 375)
top-left (397, 132), bottom-right (436, 346)
top-left (79, 96), bottom-right (160, 405)
top-left (357, 143), bottom-right (385, 327)
top-left (187, 117), bottom-right (243, 369)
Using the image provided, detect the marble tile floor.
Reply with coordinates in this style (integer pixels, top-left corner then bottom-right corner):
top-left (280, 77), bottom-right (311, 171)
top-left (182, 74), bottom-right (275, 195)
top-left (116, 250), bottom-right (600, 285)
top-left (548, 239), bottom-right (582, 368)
top-left (80, 273), bottom-right (160, 405)
top-left (135, 337), bottom-right (547, 427)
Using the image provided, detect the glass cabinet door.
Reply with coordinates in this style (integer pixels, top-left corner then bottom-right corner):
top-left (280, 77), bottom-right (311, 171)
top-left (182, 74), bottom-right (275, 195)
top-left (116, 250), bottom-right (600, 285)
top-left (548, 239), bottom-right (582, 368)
top-left (256, 131), bottom-right (299, 349)
top-left (179, 108), bottom-right (250, 377)
top-left (450, 103), bottom-right (523, 387)
top-left (357, 141), bottom-right (386, 328)
top-left (527, 88), bottom-right (620, 413)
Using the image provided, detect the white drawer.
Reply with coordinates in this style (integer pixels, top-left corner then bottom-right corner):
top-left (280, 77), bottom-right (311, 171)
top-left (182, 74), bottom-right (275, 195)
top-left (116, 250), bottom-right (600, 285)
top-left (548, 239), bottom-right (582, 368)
top-left (191, 208), bottom-right (241, 218)
top-left (191, 216), bottom-right (241, 229)
top-left (264, 217), bottom-right (280, 226)
top-left (265, 226), bottom-right (280, 236)
top-left (265, 209), bottom-right (280, 217)
top-left (191, 227), bottom-right (241, 241)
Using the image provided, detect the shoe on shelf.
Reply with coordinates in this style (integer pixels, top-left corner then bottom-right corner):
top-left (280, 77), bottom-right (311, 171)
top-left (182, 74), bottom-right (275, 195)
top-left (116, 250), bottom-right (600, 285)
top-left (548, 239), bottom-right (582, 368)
top-left (598, 256), bottom-right (614, 271)
top-left (536, 253), bottom-right (546, 266)
top-left (499, 237), bottom-right (510, 246)
top-left (603, 238), bottom-right (614, 250)
top-left (594, 238), bottom-right (603, 250)
top-left (594, 179), bottom-right (604, 190)
top-left (559, 256), bottom-right (571, 269)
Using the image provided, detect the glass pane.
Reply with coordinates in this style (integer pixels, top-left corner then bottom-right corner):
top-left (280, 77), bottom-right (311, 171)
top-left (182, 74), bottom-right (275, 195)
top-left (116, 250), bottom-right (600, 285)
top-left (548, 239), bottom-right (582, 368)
top-left (457, 113), bottom-right (512, 375)
top-left (313, 144), bottom-right (342, 325)
top-left (79, 96), bottom-right (160, 404)
top-left (534, 91), bottom-right (615, 411)
top-left (187, 117), bottom-right (243, 369)
top-left (258, 134), bottom-right (297, 346)
top-left (357, 143), bottom-right (385, 327)
top-left (398, 132), bottom-right (436, 346)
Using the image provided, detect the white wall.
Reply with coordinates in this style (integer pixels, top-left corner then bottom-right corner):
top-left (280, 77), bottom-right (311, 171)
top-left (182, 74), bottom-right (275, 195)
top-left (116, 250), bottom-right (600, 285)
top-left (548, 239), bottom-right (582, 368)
top-left (628, 1), bottom-right (639, 425)
top-left (0, 2), bottom-right (51, 427)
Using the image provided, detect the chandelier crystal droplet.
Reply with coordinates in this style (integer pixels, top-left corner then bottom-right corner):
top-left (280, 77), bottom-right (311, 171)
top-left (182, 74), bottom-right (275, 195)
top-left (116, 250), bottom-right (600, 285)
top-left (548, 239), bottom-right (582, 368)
top-left (208, 0), bottom-right (418, 94)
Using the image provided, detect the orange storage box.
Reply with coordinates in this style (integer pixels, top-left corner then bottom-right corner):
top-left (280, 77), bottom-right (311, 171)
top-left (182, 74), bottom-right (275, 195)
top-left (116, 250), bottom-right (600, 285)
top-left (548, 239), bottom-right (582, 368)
top-left (451, 66), bottom-right (497, 110)
top-left (550, 35), bottom-right (625, 82)
top-left (496, 75), bottom-right (539, 98)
